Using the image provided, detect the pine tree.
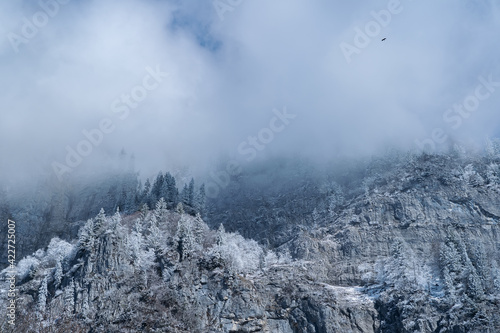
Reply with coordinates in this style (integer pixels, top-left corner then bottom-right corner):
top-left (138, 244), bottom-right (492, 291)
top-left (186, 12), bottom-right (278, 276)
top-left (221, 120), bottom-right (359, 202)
top-left (126, 229), bottom-right (155, 286)
top-left (216, 223), bottom-right (226, 247)
top-left (139, 203), bottom-right (150, 223)
top-left (93, 208), bottom-right (107, 236)
top-left (442, 266), bottom-right (456, 298)
top-left (384, 239), bottom-right (430, 291)
top-left (440, 240), bottom-right (462, 274)
top-left (135, 179), bottom-right (142, 206)
top-left (54, 258), bottom-right (63, 289)
top-left (176, 215), bottom-right (196, 261)
top-left (163, 172), bottom-right (178, 207)
top-left (467, 268), bottom-right (484, 300)
top-left (37, 275), bottom-right (48, 316)
top-left (192, 213), bottom-right (207, 245)
top-left (195, 184), bottom-right (206, 214)
top-left (188, 178), bottom-right (195, 207)
top-left (110, 208), bottom-right (123, 238)
top-left (151, 172), bottom-right (164, 203)
top-left (64, 278), bottom-right (75, 317)
top-left (210, 224), bottom-right (226, 262)
top-left (154, 198), bottom-right (168, 222)
top-left (141, 178), bottom-right (151, 205)
top-left (176, 202), bottom-right (184, 215)
top-left (467, 240), bottom-right (489, 290)
top-left (82, 290), bottom-right (90, 319)
top-left (181, 183), bottom-right (189, 206)
top-left (147, 215), bottom-right (164, 255)
top-left (79, 218), bottom-right (95, 252)
top-left (119, 170), bottom-right (139, 213)
top-left (112, 207), bottom-right (122, 226)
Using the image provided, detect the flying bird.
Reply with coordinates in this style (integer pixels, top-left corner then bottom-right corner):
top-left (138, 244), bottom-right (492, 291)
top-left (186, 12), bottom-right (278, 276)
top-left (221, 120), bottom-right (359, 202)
top-left (381, 38), bottom-right (386, 41)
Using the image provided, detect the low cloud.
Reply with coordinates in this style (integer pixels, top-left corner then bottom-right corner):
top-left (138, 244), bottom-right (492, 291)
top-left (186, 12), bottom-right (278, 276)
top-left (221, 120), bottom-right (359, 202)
top-left (1, 0), bottom-right (499, 183)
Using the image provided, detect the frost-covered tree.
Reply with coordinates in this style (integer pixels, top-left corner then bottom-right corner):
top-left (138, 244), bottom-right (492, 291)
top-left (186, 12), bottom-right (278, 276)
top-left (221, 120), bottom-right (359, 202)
top-left (64, 278), bottom-right (75, 317)
top-left (187, 178), bottom-right (195, 207)
top-left (139, 203), bottom-right (150, 222)
top-left (163, 172), bottom-right (178, 207)
top-left (463, 164), bottom-right (484, 187)
top-left (383, 239), bottom-right (430, 291)
top-left (209, 229), bottom-right (263, 274)
top-left (485, 137), bottom-right (500, 159)
top-left (486, 163), bottom-right (499, 186)
top-left (151, 172), bottom-right (164, 203)
top-left (54, 258), bottom-right (63, 289)
top-left (440, 239), bottom-right (463, 299)
top-left (78, 218), bottom-right (96, 252)
top-left (16, 255), bottom-right (40, 281)
top-left (216, 223), bottom-right (226, 247)
top-left (146, 215), bottom-right (165, 256)
top-left (181, 183), bottom-right (189, 206)
top-left (154, 198), bottom-right (168, 221)
top-left (440, 240), bottom-right (462, 274)
top-left (192, 213), bottom-right (207, 245)
top-left (117, 169), bottom-right (139, 213)
top-left (126, 228), bottom-right (155, 286)
top-left (362, 176), bottom-right (376, 196)
top-left (195, 184), bottom-right (206, 214)
top-left (263, 249), bottom-right (293, 268)
top-left (467, 268), bottom-right (484, 300)
top-left (467, 240), bottom-right (489, 291)
top-left (111, 207), bottom-right (122, 226)
top-left (439, 233), bottom-right (487, 301)
top-left (176, 202), bottom-right (184, 215)
top-left (176, 214), bottom-right (196, 261)
top-left (141, 178), bottom-right (151, 205)
top-left (37, 275), bottom-right (48, 316)
top-left (322, 181), bottom-right (344, 218)
top-left (93, 208), bottom-right (107, 236)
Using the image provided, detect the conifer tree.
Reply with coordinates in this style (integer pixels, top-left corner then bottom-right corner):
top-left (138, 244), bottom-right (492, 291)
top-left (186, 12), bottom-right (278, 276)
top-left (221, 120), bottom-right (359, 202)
top-left (54, 258), bottom-right (63, 289)
top-left (139, 203), bottom-right (150, 223)
top-left (188, 178), bottom-right (195, 207)
top-left (93, 208), bottom-right (107, 236)
top-left (64, 278), bottom-right (75, 317)
top-left (176, 214), bottom-right (196, 261)
top-left (151, 172), bottom-right (164, 203)
top-left (37, 275), bottom-right (48, 316)
top-left (79, 218), bottom-right (96, 252)
top-left (192, 213), bottom-right (206, 245)
top-left (147, 215), bottom-right (164, 256)
top-left (216, 223), bottom-right (226, 247)
top-left (163, 172), bottom-right (178, 207)
top-left (176, 202), bottom-right (184, 215)
top-left (154, 198), bottom-right (168, 222)
top-left (195, 184), bottom-right (206, 215)
top-left (181, 183), bottom-right (189, 206)
top-left (141, 178), bottom-right (151, 205)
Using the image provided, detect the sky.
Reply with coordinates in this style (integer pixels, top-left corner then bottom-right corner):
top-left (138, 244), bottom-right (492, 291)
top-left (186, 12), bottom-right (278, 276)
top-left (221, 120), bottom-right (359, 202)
top-left (1, 0), bottom-right (500, 183)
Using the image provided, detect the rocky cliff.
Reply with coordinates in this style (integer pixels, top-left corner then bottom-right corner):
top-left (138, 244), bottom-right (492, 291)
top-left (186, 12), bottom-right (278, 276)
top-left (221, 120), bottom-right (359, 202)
top-left (1, 152), bottom-right (500, 332)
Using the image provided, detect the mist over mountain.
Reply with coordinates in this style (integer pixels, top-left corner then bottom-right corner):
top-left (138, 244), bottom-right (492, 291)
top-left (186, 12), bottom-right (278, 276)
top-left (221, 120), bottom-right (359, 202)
top-left (2, 0), bottom-right (500, 332)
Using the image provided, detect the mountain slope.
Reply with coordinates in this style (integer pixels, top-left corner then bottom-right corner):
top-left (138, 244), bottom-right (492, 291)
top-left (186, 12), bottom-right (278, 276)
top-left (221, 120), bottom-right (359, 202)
top-left (1, 152), bottom-right (500, 332)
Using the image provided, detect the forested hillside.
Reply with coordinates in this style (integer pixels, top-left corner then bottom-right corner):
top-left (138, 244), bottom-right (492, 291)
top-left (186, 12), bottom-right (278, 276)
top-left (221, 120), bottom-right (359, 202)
top-left (0, 151), bottom-right (206, 268)
top-left (1, 148), bottom-right (500, 332)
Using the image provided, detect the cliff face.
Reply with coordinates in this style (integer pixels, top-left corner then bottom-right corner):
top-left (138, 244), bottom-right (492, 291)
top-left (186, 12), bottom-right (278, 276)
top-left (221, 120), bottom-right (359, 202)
top-left (1, 153), bottom-right (500, 332)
